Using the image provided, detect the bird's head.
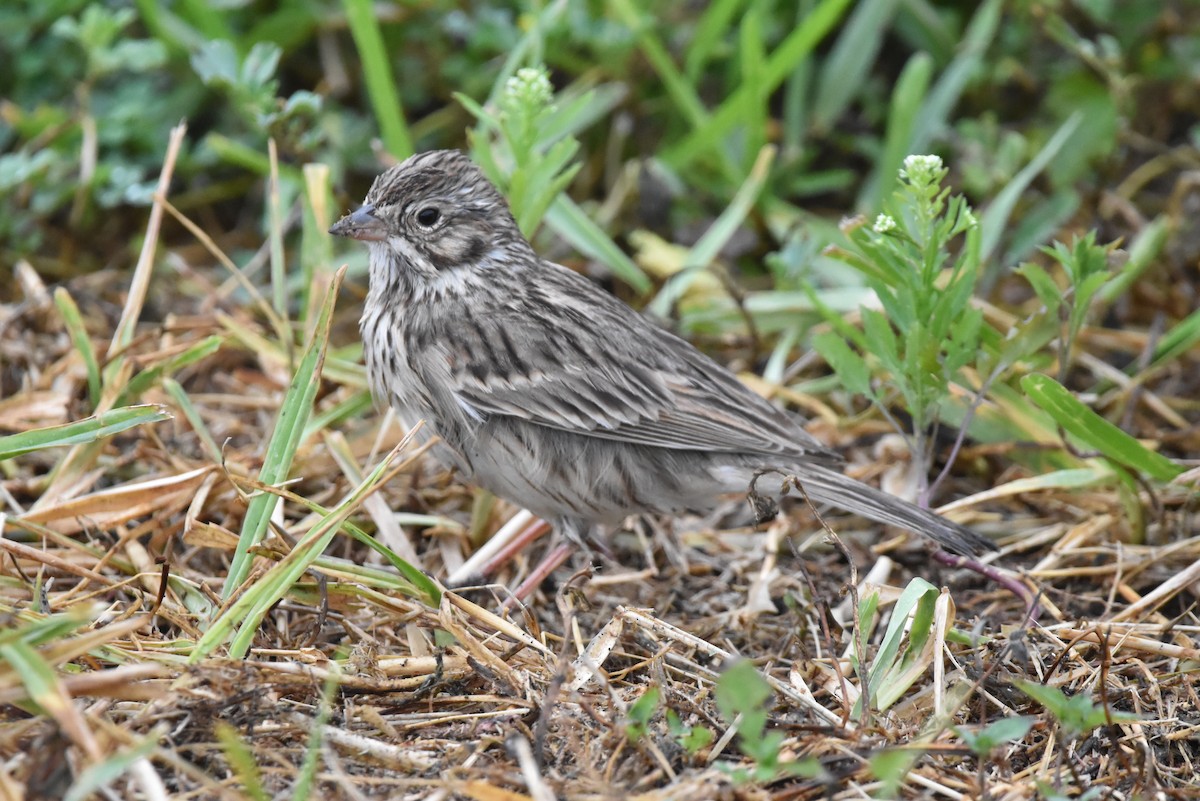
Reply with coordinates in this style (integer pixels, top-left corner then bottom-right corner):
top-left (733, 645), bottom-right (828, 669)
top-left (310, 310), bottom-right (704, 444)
top-left (331, 150), bottom-right (528, 292)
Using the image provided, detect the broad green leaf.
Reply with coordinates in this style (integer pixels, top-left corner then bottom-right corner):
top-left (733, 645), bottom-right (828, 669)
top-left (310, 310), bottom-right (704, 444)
top-left (1021, 374), bottom-right (1183, 482)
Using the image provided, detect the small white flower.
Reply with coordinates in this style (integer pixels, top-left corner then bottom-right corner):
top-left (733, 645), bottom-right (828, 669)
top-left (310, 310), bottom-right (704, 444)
top-left (899, 154), bottom-right (944, 184)
top-left (873, 214), bottom-right (897, 233)
top-left (504, 67), bottom-right (554, 109)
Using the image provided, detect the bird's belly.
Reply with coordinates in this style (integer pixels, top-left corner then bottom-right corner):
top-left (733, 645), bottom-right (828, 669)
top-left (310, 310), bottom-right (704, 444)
top-left (457, 418), bottom-right (740, 525)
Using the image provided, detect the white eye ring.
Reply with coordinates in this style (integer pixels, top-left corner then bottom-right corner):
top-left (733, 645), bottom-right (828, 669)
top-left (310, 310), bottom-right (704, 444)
top-left (416, 207), bottom-right (441, 227)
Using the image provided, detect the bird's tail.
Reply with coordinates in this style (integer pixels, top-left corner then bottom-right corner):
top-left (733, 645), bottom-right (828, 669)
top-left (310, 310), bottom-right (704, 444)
top-left (780, 463), bottom-right (995, 557)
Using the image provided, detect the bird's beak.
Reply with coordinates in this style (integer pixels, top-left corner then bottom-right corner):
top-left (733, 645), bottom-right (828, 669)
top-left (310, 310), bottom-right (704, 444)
top-left (329, 204), bottom-right (386, 241)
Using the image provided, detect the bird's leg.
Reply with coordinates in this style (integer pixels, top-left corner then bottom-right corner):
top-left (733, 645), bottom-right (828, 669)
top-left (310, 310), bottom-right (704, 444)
top-left (476, 515), bottom-right (553, 580)
top-left (507, 541), bottom-right (575, 605)
top-left (505, 518), bottom-right (595, 605)
top-left (446, 511), bottom-right (551, 586)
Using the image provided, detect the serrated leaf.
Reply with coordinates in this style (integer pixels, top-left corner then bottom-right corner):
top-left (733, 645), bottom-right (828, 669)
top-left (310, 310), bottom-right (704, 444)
top-left (1014, 262), bottom-right (1062, 312)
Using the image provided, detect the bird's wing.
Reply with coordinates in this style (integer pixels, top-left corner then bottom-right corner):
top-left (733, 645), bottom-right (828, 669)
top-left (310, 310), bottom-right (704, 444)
top-left (440, 263), bottom-right (838, 463)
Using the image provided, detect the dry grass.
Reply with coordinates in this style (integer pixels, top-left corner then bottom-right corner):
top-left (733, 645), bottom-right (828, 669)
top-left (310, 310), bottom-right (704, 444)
top-left (2, 138), bottom-right (1199, 801)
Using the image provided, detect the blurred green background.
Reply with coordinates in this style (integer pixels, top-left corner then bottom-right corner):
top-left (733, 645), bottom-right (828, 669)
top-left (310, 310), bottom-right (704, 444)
top-left (4, 0), bottom-right (1195, 290)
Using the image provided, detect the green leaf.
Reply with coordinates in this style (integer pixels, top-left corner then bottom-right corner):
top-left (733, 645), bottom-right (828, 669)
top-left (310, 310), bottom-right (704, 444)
top-left (860, 308), bottom-right (900, 375)
top-left (812, 0), bottom-right (902, 132)
top-left (215, 723), bottom-right (270, 801)
top-left (867, 577), bottom-right (939, 711)
top-left (664, 0), bottom-right (853, 170)
top-left (717, 662), bottom-right (770, 711)
top-left (913, 0), bottom-right (1001, 148)
top-left (223, 269), bottom-right (344, 597)
top-left (0, 405), bottom-right (171, 461)
top-left (1015, 680), bottom-right (1138, 739)
top-left (868, 747), bottom-right (914, 796)
top-left (341, 0), bottom-right (412, 158)
top-left (979, 113), bottom-right (1082, 263)
top-left (53, 288), bottom-right (101, 408)
top-left (954, 716), bottom-right (1035, 756)
top-left (190, 39), bottom-right (239, 87)
top-left (240, 42), bottom-right (281, 91)
top-left (812, 331), bottom-right (872, 396)
top-left (610, 0), bottom-right (709, 131)
top-left (1014, 262), bottom-right (1062, 313)
top-left (1021, 374), bottom-right (1183, 482)
top-left (625, 686), bottom-right (661, 742)
top-left (861, 50), bottom-right (933, 213)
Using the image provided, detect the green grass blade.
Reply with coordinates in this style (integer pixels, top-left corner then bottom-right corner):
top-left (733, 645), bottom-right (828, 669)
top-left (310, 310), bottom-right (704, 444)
top-left (874, 581), bottom-right (940, 711)
top-left (0, 641), bottom-right (60, 705)
top-left (268, 140), bottom-right (288, 327)
top-left (162, 378), bottom-right (223, 465)
top-left (302, 390), bottom-right (373, 442)
top-left (811, 0), bottom-right (901, 132)
top-left (215, 723), bottom-right (270, 801)
top-left (341, 0), bottom-right (412, 159)
top-left (131, 0), bottom-right (204, 55)
top-left (1021, 373), bottom-right (1183, 482)
top-left (0, 406), bottom-right (171, 461)
top-left (0, 613), bottom-right (89, 648)
top-left (737, 1), bottom-right (768, 168)
top-left (1151, 305), bottom-right (1200, 370)
top-left (301, 162), bottom-right (334, 329)
top-left (535, 83), bottom-right (628, 150)
top-left (291, 669), bottom-right (340, 801)
top-left (663, 0), bottom-right (853, 170)
top-left (222, 267), bottom-right (346, 597)
top-left (610, 0), bottom-right (709, 131)
top-left (912, 0), bottom-right (1001, 148)
top-left (979, 112), bottom-right (1082, 264)
top-left (858, 51), bottom-right (932, 213)
top-left (175, 0), bottom-right (232, 42)
top-left (233, 468), bottom-right (441, 604)
top-left (64, 735), bottom-right (161, 801)
top-left (117, 336), bottom-right (224, 406)
top-left (544, 196), bottom-right (651, 293)
top-left (53, 288), bottom-right (101, 408)
top-left (203, 133), bottom-right (302, 180)
top-left (685, 0), bottom-right (747, 80)
top-left (649, 145), bottom-right (775, 317)
top-left (200, 431), bottom-right (414, 659)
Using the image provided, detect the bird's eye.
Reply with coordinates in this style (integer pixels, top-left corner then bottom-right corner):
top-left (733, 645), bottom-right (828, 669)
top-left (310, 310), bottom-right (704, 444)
top-left (416, 207), bottom-right (440, 227)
